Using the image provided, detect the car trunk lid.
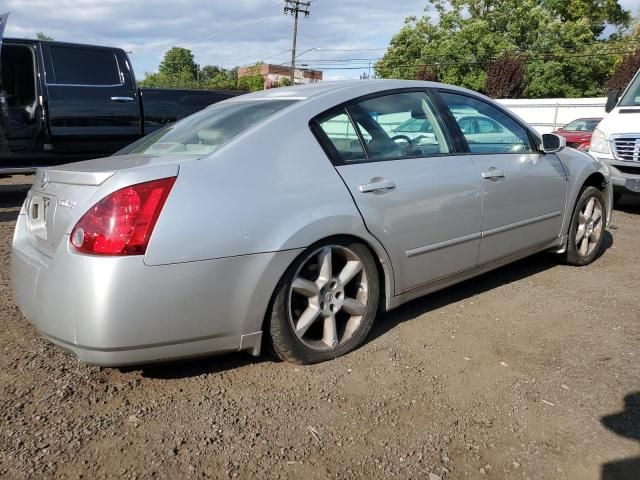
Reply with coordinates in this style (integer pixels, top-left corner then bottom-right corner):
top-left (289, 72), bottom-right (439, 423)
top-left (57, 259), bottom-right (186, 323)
top-left (25, 153), bottom-right (188, 257)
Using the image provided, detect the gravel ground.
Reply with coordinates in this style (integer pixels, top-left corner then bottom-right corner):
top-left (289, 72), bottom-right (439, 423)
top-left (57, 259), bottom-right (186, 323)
top-left (0, 174), bottom-right (639, 480)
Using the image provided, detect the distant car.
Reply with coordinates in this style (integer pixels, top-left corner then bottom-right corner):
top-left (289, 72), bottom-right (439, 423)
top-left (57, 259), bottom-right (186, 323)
top-left (553, 118), bottom-right (602, 151)
top-left (12, 80), bottom-right (612, 367)
top-left (392, 117), bottom-right (436, 144)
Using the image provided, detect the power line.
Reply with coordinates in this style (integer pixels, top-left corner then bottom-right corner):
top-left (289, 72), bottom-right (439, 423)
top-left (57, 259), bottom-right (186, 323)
top-left (178, 1), bottom-right (284, 49)
top-left (302, 48), bottom-right (639, 71)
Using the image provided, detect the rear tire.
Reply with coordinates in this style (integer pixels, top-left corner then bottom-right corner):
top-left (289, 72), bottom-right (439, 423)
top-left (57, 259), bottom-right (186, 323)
top-left (562, 186), bottom-right (606, 266)
top-left (268, 239), bottom-right (379, 364)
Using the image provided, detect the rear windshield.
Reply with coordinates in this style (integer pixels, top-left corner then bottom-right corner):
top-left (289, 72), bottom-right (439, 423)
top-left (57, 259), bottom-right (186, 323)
top-left (116, 99), bottom-right (297, 156)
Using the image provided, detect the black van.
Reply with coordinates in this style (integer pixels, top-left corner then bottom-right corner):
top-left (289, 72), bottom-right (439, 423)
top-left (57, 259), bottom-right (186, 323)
top-left (0, 13), bottom-right (241, 173)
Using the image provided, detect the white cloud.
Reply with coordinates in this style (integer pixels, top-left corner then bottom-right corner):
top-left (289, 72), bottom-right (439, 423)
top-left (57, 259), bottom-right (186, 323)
top-left (2, 0), bottom-right (636, 80)
top-left (2, 0), bottom-right (427, 78)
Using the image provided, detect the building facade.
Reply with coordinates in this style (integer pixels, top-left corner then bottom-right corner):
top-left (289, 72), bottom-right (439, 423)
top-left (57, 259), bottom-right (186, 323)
top-left (238, 63), bottom-right (323, 89)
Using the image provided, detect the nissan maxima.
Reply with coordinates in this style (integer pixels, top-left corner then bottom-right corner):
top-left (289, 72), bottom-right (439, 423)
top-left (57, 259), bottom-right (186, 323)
top-left (11, 80), bottom-right (612, 366)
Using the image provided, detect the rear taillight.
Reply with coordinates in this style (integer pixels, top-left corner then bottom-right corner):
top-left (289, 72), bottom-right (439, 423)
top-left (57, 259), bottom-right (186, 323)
top-left (70, 177), bottom-right (176, 256)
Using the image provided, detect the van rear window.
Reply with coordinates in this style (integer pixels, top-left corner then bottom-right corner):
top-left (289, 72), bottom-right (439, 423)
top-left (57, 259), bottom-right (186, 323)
top-left (50, 46), bottom-right (121, 86)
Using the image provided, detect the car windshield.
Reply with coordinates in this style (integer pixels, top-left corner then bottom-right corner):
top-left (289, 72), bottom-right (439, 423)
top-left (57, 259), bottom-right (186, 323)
top-left (619, 70), bottom-right (640, 107)
top-left (116, 99), bottom-right (298, 156)
top-left (562, 119), bottom-right (601, 131)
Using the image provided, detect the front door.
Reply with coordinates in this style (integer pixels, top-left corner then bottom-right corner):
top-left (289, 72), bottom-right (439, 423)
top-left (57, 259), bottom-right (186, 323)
top-left (313, 90), bottom-right (483, 294)
top-left (437, 91), bottom-right (568, 264)
top-left (42, 43), bottom-right (141, 155)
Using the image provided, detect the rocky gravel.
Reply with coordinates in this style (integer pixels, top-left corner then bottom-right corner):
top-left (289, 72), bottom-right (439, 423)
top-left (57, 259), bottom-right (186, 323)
top-left (0, 174), bottom-right (639, 479)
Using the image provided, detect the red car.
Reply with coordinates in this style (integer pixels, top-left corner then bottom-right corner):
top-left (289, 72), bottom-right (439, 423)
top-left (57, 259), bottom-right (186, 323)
top-left (553, 118), bottom-right (602, 151)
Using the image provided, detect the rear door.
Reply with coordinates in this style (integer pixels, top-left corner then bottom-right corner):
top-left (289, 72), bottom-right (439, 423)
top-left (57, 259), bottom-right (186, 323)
top-left (42, 43), bottom-right (141, 155)
top-left (312, 90), bottom-right (483, 294)
top-left (436, 90), bottom-right (567, 264)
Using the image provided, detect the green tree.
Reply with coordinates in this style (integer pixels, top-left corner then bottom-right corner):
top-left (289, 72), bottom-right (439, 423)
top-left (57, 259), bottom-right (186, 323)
top-left (542, 0), bottom-right (630, 37)
top-left (605, 49), bottom-right (640, 92)
top-left (199, 65), bottom-right (223, 82)
top-left (237, 63), bottom-right (265, 92)
top-left (36, 32), bottom-right (53, 41)
top-left (158, 47), bottom-right (197, 80)
top-left (376, 0), bottom-right (632, 98)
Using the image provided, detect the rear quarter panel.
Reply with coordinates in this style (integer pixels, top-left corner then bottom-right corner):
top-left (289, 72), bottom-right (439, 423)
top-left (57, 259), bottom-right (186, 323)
top-left (144, 103), bottom-right (396, 309)
top-left (144, 103), bottom-right (388, 265)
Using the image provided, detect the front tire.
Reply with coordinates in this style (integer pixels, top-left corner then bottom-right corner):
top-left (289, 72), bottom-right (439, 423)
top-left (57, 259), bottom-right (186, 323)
top-left (268, 239), bottom-right (379, 364)
top-left (563, 186), bottom-right (606, 266)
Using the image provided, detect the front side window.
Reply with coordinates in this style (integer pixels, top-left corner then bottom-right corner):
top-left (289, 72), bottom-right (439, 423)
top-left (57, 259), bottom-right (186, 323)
top-left (50, 46), bottom-right (121, 85)
top-left (439, 91), bottom-right (533, 154)
top-left (116, 99), bottom-right (297, 156)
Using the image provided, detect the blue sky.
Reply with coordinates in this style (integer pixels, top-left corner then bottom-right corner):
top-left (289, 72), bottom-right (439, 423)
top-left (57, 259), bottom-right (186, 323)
top-left (2, 0), bottom-right (639, 81)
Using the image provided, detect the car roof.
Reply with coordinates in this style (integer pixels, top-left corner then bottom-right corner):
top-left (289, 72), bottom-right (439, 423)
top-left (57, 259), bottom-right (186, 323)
top-left (567, 117), bottom-right (603, 121)
top-left (230, 79), bottom-right (468, 102)
top-left (4, 37), bottom-right (126, 52)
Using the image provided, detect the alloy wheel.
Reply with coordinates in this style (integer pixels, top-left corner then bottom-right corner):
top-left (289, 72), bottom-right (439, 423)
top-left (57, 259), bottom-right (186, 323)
top-left (575, 196), bottom-right (603, 257)
top-left (288, 245), bottom-right (369, 351)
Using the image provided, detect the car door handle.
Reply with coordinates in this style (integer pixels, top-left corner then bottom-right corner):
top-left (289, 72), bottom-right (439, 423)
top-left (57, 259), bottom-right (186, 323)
top-left (110, 96), bottom-right (134, 102)
top-left (359, 179), bottom-right (396, 193)
top-left (481, 169), bottom-right (506, 180)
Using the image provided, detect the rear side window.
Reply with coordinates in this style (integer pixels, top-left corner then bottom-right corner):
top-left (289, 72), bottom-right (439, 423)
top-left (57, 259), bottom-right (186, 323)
top-left (314, 91), bottom-right (451, 164)
top-left (439, 91), bottom-right (533, 154)
top-left (49, 46), bottom-right (121, 85)
top-left (315, 109), bottom-right (367, 163)
top-left (349, 91), bottom-right (451, 161)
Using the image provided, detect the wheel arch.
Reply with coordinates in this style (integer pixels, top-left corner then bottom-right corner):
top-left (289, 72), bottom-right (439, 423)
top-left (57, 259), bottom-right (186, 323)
top-left (582, 172), bottom-right (608, 191)
top-left (560, 149), bottom-right (612, 238)
top-left (254, 232), bottom-right (396, 340)
top-left (572, 171), bottom-right (612, 230)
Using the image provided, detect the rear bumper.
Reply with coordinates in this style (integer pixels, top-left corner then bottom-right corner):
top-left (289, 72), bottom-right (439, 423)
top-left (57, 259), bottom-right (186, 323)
top-left (11, 213), bottom-right (301, 366)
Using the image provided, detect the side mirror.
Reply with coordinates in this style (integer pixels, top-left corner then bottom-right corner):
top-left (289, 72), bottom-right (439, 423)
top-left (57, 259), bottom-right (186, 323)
top-left (541, 133), bottom-right (566, 153)
top-left (605, 90), bottom-right (619, 113)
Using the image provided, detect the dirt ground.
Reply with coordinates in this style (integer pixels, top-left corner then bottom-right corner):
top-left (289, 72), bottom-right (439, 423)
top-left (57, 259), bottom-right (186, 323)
top-left (0, 174), bottom-right (638, 480)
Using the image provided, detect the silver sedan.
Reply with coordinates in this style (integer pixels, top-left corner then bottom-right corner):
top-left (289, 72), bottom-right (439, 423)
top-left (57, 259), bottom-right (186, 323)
top-left (11, 80), bottom-right (612, 366)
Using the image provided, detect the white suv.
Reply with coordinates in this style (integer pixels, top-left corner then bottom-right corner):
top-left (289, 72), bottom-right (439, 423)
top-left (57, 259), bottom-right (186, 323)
top-left (589, 68), bottom-right (640, 203)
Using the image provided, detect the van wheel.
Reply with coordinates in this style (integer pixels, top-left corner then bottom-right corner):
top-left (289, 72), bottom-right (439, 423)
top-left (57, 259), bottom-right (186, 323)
top-left (268, 239), bottom-right (379, 364)
top-left (563, 186), bottom-right (606, 266)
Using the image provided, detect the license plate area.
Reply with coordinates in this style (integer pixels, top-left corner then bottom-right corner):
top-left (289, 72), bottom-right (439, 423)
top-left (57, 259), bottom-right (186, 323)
top-left (27, 194), bottom-right (54, 241)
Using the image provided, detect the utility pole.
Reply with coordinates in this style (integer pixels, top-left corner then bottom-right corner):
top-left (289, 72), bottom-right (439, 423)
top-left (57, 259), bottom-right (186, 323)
top-left (284, 0), bottom-right (311, 85)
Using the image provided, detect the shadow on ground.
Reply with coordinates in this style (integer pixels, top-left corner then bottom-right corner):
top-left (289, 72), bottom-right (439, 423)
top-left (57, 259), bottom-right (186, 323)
top-left (0, 184), bottom-right (30, 223)
top-left (601, 392), bottom-right (640, 480)
top-left (371, 230), bottom-right (612, 343)
top-left (139, 352), bottom-right (272, 380)
top-left (141, 230), bottom-right (613, 379)
top-left (614, 194), bottom-right (640, 215)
